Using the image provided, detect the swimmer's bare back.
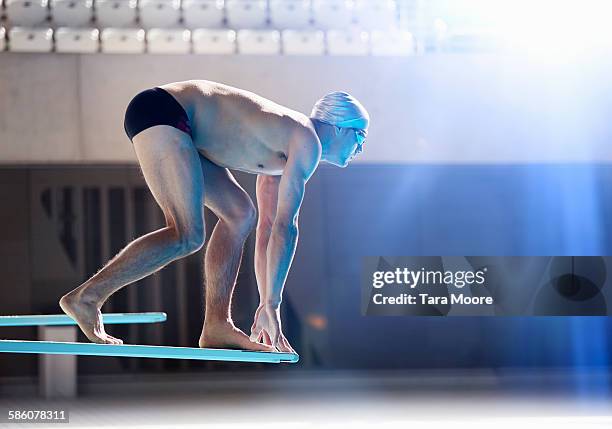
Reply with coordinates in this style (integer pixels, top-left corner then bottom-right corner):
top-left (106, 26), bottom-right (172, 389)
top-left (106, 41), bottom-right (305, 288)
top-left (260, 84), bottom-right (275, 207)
top-left (159, 80), bottom-right (317, 175)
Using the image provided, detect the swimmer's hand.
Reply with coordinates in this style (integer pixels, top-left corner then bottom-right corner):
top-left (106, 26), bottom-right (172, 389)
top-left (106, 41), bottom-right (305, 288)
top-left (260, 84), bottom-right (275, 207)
top-left (250, 304), bottom-right (296, 354)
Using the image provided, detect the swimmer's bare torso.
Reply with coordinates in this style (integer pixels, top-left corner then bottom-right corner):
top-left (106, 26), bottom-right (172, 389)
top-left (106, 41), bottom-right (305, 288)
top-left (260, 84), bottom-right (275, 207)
top-left (160, 80), bottom-right (316, 175)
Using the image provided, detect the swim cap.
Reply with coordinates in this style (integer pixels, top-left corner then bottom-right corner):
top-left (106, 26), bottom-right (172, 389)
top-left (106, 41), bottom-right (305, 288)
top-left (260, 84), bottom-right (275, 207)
top-left (311, 91), bottom-right (370, 130)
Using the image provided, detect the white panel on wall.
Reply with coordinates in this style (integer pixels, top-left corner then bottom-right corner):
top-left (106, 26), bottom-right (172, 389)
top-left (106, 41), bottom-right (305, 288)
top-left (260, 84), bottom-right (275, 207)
top-left (182, 0), bottom-right (225, 29)
top-left (370, 30), bottom-right (414, 56)
top-left (226, 0), bottom-right (267, 29)
top-left (139, 0), bottom-right (181, 29)
top-left (0, 28), bottom-right (6, 51)
top-left (237, 30), bottom-right (280, 55)
top-left (9, 27), bottom-right (54, 52)
top-left (5, 0), bottom-right (49, 26)
top-left (269, 0), bottom-right (311, 29)
top-left (95, 0), bottom-right (137, 28)
top-left (353, 0), bottom-right (397, 31)
top-left (147, 29), bottom-right (191, 54)
top-left (312, 0), bottom-right (353, 30)
top-left (0, 55), bottom-right (81, 161)
top-left (282, 30), bottom-right (324, 55)
top-left (100, 28), bottom-right (145, 53)
top-left (3, 54), bottom-right (612, 163)
top-left (192, 29), bottom-right (236, 54)
top-left (327, 30), bottom-right (369, 56)
top-left (50, 0), bottom-right (93, 27)
top-left (55, 27), bottom-right (99, 53)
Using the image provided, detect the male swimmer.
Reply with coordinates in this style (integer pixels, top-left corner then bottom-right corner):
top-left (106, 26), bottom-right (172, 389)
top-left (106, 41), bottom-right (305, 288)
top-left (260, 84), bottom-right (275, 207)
top-left (59, 80), bottom-right (369, 353)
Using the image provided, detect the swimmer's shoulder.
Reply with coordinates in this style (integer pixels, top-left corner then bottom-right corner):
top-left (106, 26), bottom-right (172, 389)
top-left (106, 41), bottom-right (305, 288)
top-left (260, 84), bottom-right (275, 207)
top-left (286, 118), bottom-right (322, 178)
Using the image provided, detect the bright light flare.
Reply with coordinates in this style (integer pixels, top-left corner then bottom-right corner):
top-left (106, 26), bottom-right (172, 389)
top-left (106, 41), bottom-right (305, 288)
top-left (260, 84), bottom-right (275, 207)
top-left (435, 0), bottom-right (612, 58)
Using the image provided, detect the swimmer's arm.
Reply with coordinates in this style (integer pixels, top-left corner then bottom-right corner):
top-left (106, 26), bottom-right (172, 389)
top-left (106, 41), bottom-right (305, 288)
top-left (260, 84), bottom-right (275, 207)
top-left (264, 136), bottom-right (321, 309)
top-left (254, 174), bottom-right (280, 305)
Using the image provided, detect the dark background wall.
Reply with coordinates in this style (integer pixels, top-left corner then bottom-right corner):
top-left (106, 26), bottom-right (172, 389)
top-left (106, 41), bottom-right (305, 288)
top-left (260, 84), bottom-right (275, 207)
top-left (1, 163), bottom-right (611, 377)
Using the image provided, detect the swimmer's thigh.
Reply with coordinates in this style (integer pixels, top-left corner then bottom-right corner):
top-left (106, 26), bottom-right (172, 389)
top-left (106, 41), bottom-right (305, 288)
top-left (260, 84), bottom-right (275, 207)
top-left (132, 125), bottom-right (205, 241)
top-left (199, 154), bottom-right (256, 229)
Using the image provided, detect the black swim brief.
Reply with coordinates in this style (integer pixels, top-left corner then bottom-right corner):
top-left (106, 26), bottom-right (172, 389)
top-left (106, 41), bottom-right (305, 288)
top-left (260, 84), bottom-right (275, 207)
top-left (123, 87), bottom-right (192, 141)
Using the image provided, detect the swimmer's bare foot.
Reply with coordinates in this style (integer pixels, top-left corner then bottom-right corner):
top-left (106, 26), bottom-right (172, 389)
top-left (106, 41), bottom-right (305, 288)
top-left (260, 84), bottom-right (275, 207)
top-left (199, 321), bottom-right (273, 352)
top-left (59, 292), bottom-right (123, 345)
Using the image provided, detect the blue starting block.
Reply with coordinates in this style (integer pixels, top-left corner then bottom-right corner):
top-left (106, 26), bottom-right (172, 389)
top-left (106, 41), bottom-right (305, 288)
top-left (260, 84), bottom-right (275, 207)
top-left (0, 312), bottom-right (167, 327)
top-left (0, 312), bottom-right (298, 398)
top-left (0, 340), bottom-right (298, 363)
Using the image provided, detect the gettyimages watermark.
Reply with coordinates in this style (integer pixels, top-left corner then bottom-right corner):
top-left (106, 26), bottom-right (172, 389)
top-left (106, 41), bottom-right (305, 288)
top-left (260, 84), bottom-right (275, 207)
top-left (361, 256), bottom-right (611, 316)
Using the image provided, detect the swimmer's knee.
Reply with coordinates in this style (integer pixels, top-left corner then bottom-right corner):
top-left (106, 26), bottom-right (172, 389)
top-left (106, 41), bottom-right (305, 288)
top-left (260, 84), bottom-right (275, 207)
top-left (181, 231), bottom-right (206, 256)
top-left (222, 199), bottom-right (257, 237)
top-left (242, 202), bottom-right (257, 232)
top-left (172, 224), bottom-right (205, 256)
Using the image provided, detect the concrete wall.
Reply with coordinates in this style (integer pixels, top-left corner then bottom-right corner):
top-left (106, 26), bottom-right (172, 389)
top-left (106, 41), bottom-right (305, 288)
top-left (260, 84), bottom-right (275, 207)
top-left (1, 53), bottom-right (611, 164)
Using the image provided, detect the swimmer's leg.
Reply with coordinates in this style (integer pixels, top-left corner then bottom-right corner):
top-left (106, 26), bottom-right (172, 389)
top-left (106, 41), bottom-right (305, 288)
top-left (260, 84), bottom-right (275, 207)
top-left (60, 126), bottom-right (205, 344)
top-left (197, 155), bottom-right (272, 352)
